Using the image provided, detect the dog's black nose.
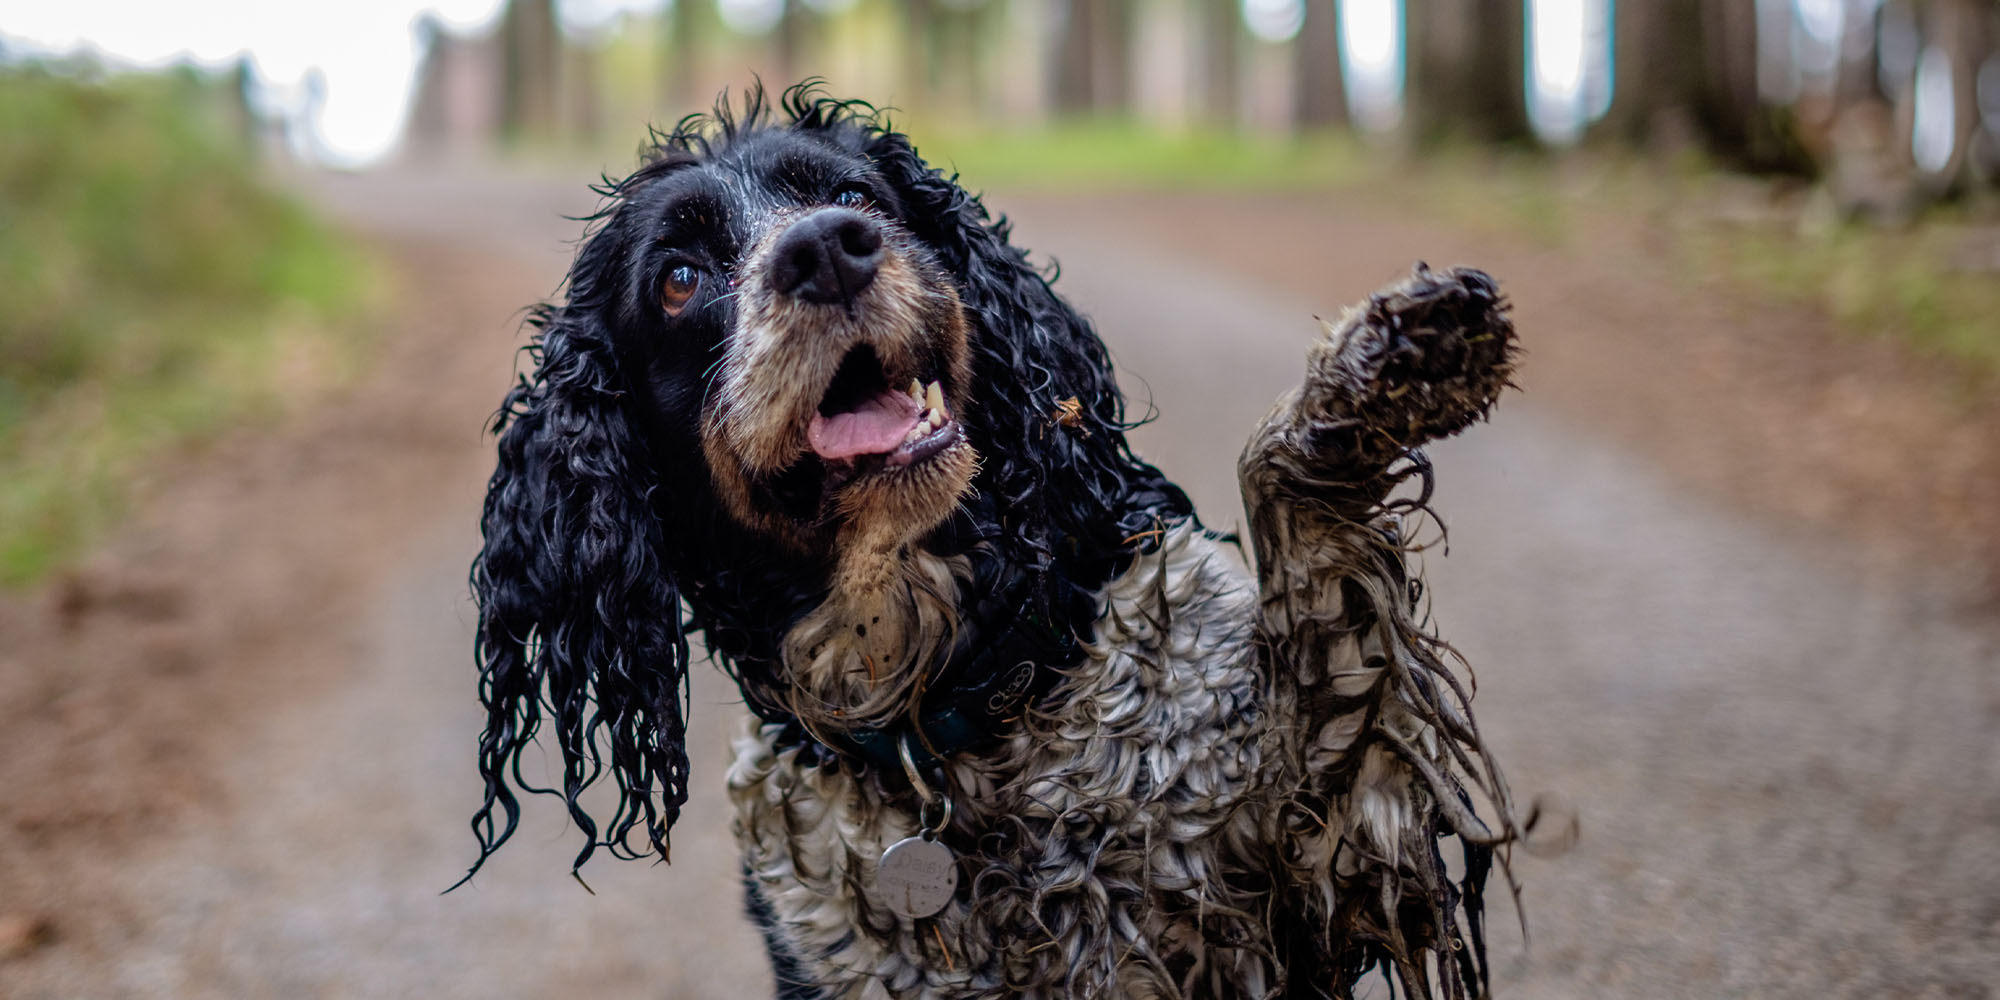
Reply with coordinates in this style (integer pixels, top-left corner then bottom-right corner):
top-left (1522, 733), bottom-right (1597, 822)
top-left (770, 208), bottom-right (883, 305)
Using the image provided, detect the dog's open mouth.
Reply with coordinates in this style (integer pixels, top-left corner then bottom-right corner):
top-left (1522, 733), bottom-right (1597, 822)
top-left (806, 345), bottom-right (961, 490)
top-left (703, 216), bottom-right (978, 541)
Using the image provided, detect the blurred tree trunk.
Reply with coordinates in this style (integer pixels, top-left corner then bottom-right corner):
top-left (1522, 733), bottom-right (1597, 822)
top-left (1700, 0), bottom-right (1772, 155)
top-left (225, 55), bottom-right (261, 153)
top-left (1591, 0), bottom-right (1812, 171)
top-left (1196, 0), bottom-right (1241, 126)
top-left (777, 0), bottom-right (817, 87)
top-left (899, 0), bottom-right (983, 113)
top-left (1293, 0), bottom-right (1347, 128)
top-left (1695, 0), bottom-right (1814, 171)
top-left (661, 0), bottom-right (700, 117)
top-left (906, 0), bottom-right (938, 100)
top-left (502, 0), bottom-right (562, 144)
top-left (1054, 0), bottom-right (1096, 113)
top-left (1054, 0), bottom-right (1134, 114)
top-left (938, 5), bottom-right (990, 113)
top-left (1405, 0), bottom-right (1530, 144)
top-left (1093, 0), bottom-right (1135, 112)
top-left (1832, 6), bottom-right (1885, 107)
top-left (1596, 0), bottom-right (1706, 146)
top-left (564, 41), bottom-right (604, 145)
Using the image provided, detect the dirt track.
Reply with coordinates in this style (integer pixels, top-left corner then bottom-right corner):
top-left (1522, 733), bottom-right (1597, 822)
top-left (2, 165), bottom-right (1995, 999)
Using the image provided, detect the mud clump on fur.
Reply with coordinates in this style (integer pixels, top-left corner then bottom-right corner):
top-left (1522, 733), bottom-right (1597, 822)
top-left (1297, 263), bottom-right (1519, 481)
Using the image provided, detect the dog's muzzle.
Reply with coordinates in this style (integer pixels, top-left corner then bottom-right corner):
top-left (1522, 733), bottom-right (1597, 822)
top-left (700, 206), bottom-right (978, 541)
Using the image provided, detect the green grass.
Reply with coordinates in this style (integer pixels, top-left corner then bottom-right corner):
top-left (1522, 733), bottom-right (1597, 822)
top-left (1688, 208), bottom-right (2000, 387)
top-left (0, 64), bottom-right (375, 585)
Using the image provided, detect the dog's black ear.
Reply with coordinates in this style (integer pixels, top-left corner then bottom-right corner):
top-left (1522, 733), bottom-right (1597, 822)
top-left (461, 217), bottom-right (691, 884)
top-left (863, 130), bottom-right (1193, 565)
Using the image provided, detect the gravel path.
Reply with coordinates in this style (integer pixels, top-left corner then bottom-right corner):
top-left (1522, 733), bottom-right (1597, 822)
top-left (4, 165), bottom-right (1993, 999)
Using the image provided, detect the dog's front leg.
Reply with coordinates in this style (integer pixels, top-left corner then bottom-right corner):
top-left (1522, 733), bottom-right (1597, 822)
top-left (1237, 264), bottom-right (1520, 999)
top-left (1239, 264), bottom-right (1516, 657)
top-left (1239, 262), bottom-right (1516, 644)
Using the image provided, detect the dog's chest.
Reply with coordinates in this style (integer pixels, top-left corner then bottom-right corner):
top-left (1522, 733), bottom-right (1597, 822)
top-left (728, 527), bottom-right (1284, 999)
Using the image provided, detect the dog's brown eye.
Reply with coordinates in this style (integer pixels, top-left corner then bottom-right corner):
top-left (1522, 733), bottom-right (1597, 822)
top-left (662, 265), bottom-right (700, 315)
top-left (832, 188), bottom-right (870, 209)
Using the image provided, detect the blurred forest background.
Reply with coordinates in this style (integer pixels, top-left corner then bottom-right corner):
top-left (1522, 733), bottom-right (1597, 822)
top-left (405, 0), bottom-right (2000, 206)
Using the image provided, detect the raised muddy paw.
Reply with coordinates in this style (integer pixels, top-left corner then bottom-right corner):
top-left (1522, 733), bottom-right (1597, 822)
top-left (1299, 263), bottom-right (1519, 471)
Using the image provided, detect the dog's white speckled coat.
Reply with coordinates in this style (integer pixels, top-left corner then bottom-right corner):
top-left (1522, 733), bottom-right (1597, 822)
top-left (732, 525), bottom-right (1283, 998)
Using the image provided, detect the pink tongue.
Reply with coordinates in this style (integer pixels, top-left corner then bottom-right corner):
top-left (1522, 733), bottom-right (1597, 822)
top-left (807, 390), bottom-right (923, 461)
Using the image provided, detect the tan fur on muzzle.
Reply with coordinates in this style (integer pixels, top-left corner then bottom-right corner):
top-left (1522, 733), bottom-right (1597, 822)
top-left (701, 208), bottom-right (978, 548)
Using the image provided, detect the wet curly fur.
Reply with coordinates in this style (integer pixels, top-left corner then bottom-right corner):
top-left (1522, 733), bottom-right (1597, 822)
top-left (465, 84), bottom-right (1534, 999)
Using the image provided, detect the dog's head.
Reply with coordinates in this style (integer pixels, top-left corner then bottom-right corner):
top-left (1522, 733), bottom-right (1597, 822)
top-left (640, 114), bottom-right (980, 552)
top-left (464, 86), bottom-right (1189, 880)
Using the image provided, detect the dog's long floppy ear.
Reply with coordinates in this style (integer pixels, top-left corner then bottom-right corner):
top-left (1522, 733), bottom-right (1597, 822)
top-left (461, 205), bottom-right (691, 885)
top-left (862, 129), bottom-right (1193, 564)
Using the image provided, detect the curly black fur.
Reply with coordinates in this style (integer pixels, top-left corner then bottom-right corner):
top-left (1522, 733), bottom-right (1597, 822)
top-left (464, 83), bottom-right (1190, 883)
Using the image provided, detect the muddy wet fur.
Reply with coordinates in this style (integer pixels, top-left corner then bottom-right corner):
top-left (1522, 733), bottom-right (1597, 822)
top-left (466, 86), bottom-right (1535, 1000)
top-left (1241, 264), bottom-right (1526, 996)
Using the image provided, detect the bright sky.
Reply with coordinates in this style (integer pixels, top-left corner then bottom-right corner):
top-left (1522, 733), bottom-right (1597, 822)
top-left (2, 0), bottom-right (1609, 162)
top-left (0, 0), bottom-right (659, 166)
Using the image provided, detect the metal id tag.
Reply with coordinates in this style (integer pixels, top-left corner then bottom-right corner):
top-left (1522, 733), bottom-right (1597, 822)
top-left (877, 834), bottom-right (957, 919)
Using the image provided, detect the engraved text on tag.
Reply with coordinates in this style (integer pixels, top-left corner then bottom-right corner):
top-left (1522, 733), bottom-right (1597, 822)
top-left (877, 835), bottom-right (957, 919)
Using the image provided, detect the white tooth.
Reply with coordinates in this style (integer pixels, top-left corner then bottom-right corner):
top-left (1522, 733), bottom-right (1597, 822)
top-left (908, 379), bottom-right (923, 401)
top-left (925, 381), bottom-right (944, 414)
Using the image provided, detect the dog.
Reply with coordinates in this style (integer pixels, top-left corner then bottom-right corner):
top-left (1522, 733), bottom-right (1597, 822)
top-left (464, 85), bottom-right (1531, 1000)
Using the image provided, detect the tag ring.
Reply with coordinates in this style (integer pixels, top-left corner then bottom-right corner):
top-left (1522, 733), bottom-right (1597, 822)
top-left (898, 734), bottom-right (953, 837)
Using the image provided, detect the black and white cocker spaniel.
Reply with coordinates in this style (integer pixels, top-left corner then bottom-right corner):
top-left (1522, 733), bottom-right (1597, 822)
top-left (465, 86), bottom-right (1536, 1000)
